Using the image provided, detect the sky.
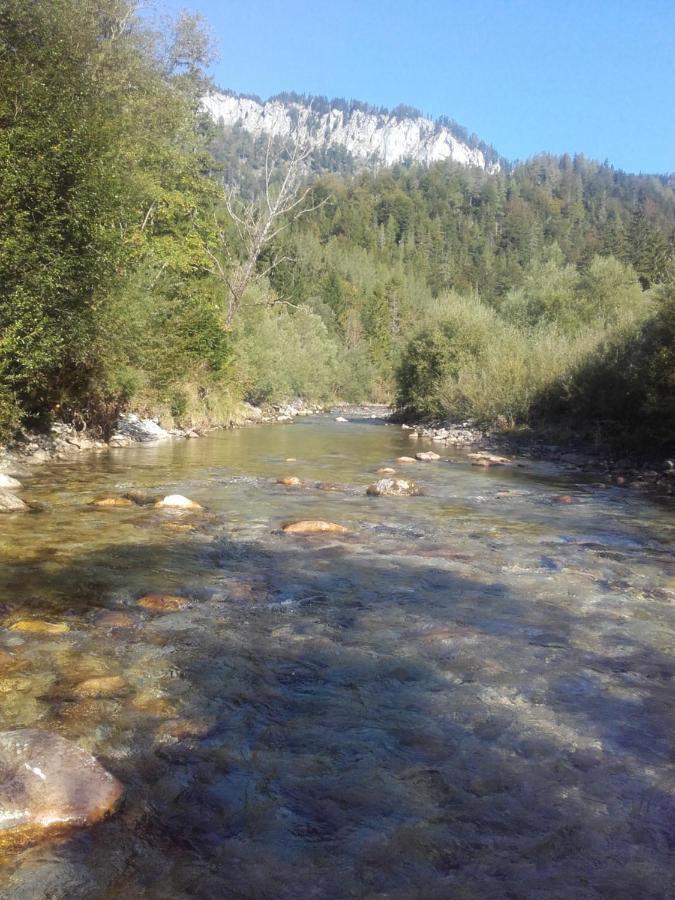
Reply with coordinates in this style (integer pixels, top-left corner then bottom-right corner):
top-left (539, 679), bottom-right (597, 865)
top-left (158, 0), bottom-right (674, 173)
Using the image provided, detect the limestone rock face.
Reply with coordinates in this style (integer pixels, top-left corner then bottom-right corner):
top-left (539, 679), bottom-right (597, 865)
top-left (202, 92), bottom-right (499, 171)
top-left (282, 520), bottom-right (349, 535)
top-left (0, 491), bottom-right (28, 512)
top-left (0, 729), bottom-right (123, 848)
top-left (366, 478), bottom-right (420, 497)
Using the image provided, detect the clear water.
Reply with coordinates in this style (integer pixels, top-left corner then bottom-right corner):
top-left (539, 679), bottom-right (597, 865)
top-left (0, 416), bottom-right (673, 898)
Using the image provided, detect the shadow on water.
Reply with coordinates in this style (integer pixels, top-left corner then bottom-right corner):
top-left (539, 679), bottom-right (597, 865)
top-left (0, 522), bottom-right (673, 900)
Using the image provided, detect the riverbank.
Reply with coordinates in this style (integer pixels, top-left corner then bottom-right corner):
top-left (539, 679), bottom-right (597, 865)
top-left (0, 400), bottom-right (327, 476)
top-left (396, 418), bottom-right (675, 498)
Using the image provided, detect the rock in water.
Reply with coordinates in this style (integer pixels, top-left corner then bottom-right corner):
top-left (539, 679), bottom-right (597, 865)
top-left (0, 729), bottom-right (123, 848)
top-left (0, 491), bottom-right (28, 512)
top-left (137, 594), bottom-right (191, 612)
top-left (282, 520), bottom-right (349, 534)
top-left (395, 456), bottom-right (417, 464)
top-left (366, 478), bottom-right (420, 497)
top-left (335, 416), bottom-right (348, 423)
top-left (0, 474), bottom-right (22, 490)
top-left (93, 497), bottom-right (134, 508)
top-left (154, 494), bottom-right (202, 510)
top-left (276, 476), bottom-right (302, 486)
top-left (415, 451), bottom-right (441, 461)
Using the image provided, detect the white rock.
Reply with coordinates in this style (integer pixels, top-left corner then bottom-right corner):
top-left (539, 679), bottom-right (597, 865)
top-left (154, 494), bottom-right (202, 510)
top-left (335, 416), bottom-right (348, 423)
top-left (202, 92), bottom-right (498, 171)
top-left (0, 491), bottom-right (29, 512)
top-left (0, 474), bottom-right (22, 490)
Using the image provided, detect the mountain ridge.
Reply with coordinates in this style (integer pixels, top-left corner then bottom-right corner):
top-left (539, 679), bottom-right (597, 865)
top-left (203, 88), bottom-right (502, 172)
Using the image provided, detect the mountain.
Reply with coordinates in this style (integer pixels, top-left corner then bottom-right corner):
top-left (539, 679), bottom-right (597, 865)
top-left (203, 89), bottom-right (501, 172)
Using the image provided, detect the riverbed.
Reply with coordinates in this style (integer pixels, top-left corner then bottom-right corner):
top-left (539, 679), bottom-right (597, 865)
top-left (0, 414), bottom-right (673, 898)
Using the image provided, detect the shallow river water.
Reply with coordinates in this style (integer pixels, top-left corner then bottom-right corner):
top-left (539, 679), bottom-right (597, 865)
top-left (0, 415), bottom-right (673, 898)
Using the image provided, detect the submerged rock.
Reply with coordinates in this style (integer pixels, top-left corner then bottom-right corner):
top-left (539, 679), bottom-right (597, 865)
top-left (416, 451), bottom-right (441, 461)
top-left (10, 620), bottom-right (69, 635)
top-left (0, 474), bottom-right (22, 490)
top-left (366, 478), bottom-right (421, 497)
top-left (154, 494), bottom-right (202, 510)
top-left (468, 452), bottom-right (512, 467)
top-left (93, 497), bottom-right (134, 508)
top-left (0, 728), bottom-right (123, 848)
top-left (72, 676), bottom-right (127, 698)
top-left (396, 456), bottom-right (417, 464)
top-left (277, 476), bottom-right (302, 487)
top-left (282, 520), bottom-right (349, 535)
top-left (376, 467), bottom-right (397, 475)
top-left (0, 491), bottom-right (28, 512)
top-left (137, 594), bottom-right (191, 612)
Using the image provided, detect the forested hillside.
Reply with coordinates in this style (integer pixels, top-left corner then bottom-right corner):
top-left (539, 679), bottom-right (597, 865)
top-left (1, 0), bottom-right (673, 450)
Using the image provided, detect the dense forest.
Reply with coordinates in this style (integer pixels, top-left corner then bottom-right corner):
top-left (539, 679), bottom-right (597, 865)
top-left (1, 0), bottom-right (673, 450)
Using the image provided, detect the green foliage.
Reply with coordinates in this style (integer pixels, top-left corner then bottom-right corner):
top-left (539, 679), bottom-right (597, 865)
top-left (0, 0), bottom-right (226, 436)
top-left (394, 257), bottom-right (664, 445)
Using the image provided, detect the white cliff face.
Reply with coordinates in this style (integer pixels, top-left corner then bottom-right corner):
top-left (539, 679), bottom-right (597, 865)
top-left (203, 92), bottom-right (498, 171)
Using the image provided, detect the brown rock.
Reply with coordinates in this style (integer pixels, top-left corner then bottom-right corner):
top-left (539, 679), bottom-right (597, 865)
top-left (552, 494), bottom-right (576, 504)
top-left (93, 497), bottom-right (134, 508)
top-left (282, 520), bottom-right (349, 535)
top-left (376, 467), bottom-right (397, 475)
top-left (396, 456), bottom-right (417, 464)
top-left (10, 620), bottom-right (69, 635)
top-left (137, 594), bottom-right (191, 612)
top-left (72, 676), bottom-right (127, 698)
top-left (0, 728), bottom-right (123, 848)
top-left (416, 451), bottom-right (441, 461)
top-left (277, 476), bottom-right (302, 486)
top-left (96, 611), bottom-right (136, 629)
top-left (468, 452), bottom-right (512, 467)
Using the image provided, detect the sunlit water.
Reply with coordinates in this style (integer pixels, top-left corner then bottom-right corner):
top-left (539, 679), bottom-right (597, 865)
top-left (0, 415), bottom-right (673, 898)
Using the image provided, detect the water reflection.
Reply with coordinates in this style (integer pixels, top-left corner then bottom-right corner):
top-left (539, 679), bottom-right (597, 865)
top-left (0, 419), bottom-right (673, 897)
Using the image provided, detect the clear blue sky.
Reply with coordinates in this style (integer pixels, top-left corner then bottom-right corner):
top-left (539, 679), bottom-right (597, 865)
top-left (160, 0), bottom-right (674, 173)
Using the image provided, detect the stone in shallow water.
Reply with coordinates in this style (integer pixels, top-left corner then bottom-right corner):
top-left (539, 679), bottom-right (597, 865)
top-left (137, 594), bottom-right (191, 612)
top-left (0, 491), bottom-right (28, 512)
top-left (0, 729), bottom-right (123, 848)
top-left (72, 676), bottom-right (127, 698)
top-left (366, 478), bottom-right (420, 497)
top-left (395, 456), bottom-right (417, 464)
top-left (0, 474), bottom-right (21, 490)
top-left (277, 476), bottom-right (302, 486)
top-left (154, 494), bottom-right (202, 510)
top-left (92, 496), bottom-right (134, 508)
top-left (415, 451), bottom-right (441, 461)
top-left (10, 620), bottom-right (69, 635)
top-left (282, 520), bottom-right (349, 535)
top-left (376, 467), bottom-right (397, 475)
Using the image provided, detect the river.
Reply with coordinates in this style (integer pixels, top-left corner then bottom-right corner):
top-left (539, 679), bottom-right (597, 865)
top-left (0, 414), bottom-right (673, 898)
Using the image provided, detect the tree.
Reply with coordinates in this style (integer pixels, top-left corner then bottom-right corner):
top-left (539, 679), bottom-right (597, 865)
top-left (203, 131), bottom-right (327, 327)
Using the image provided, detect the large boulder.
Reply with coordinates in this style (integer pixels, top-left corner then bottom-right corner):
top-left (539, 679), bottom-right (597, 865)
top-left (366, 478), bottom-right (421, 497)
top-left (0, 474), bottom-right (22, 490)
top-left (0, 729), bottom-right (123, 848)
top-left (0, 491), bottom-right (28, 512)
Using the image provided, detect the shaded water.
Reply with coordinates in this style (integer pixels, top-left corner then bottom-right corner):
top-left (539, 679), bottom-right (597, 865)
top-left (0, 416), bottom-right (673, 898)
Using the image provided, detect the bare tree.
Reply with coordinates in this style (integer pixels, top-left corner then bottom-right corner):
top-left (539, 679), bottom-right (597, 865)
top-left (205, 129), bottom-right (327, 328)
